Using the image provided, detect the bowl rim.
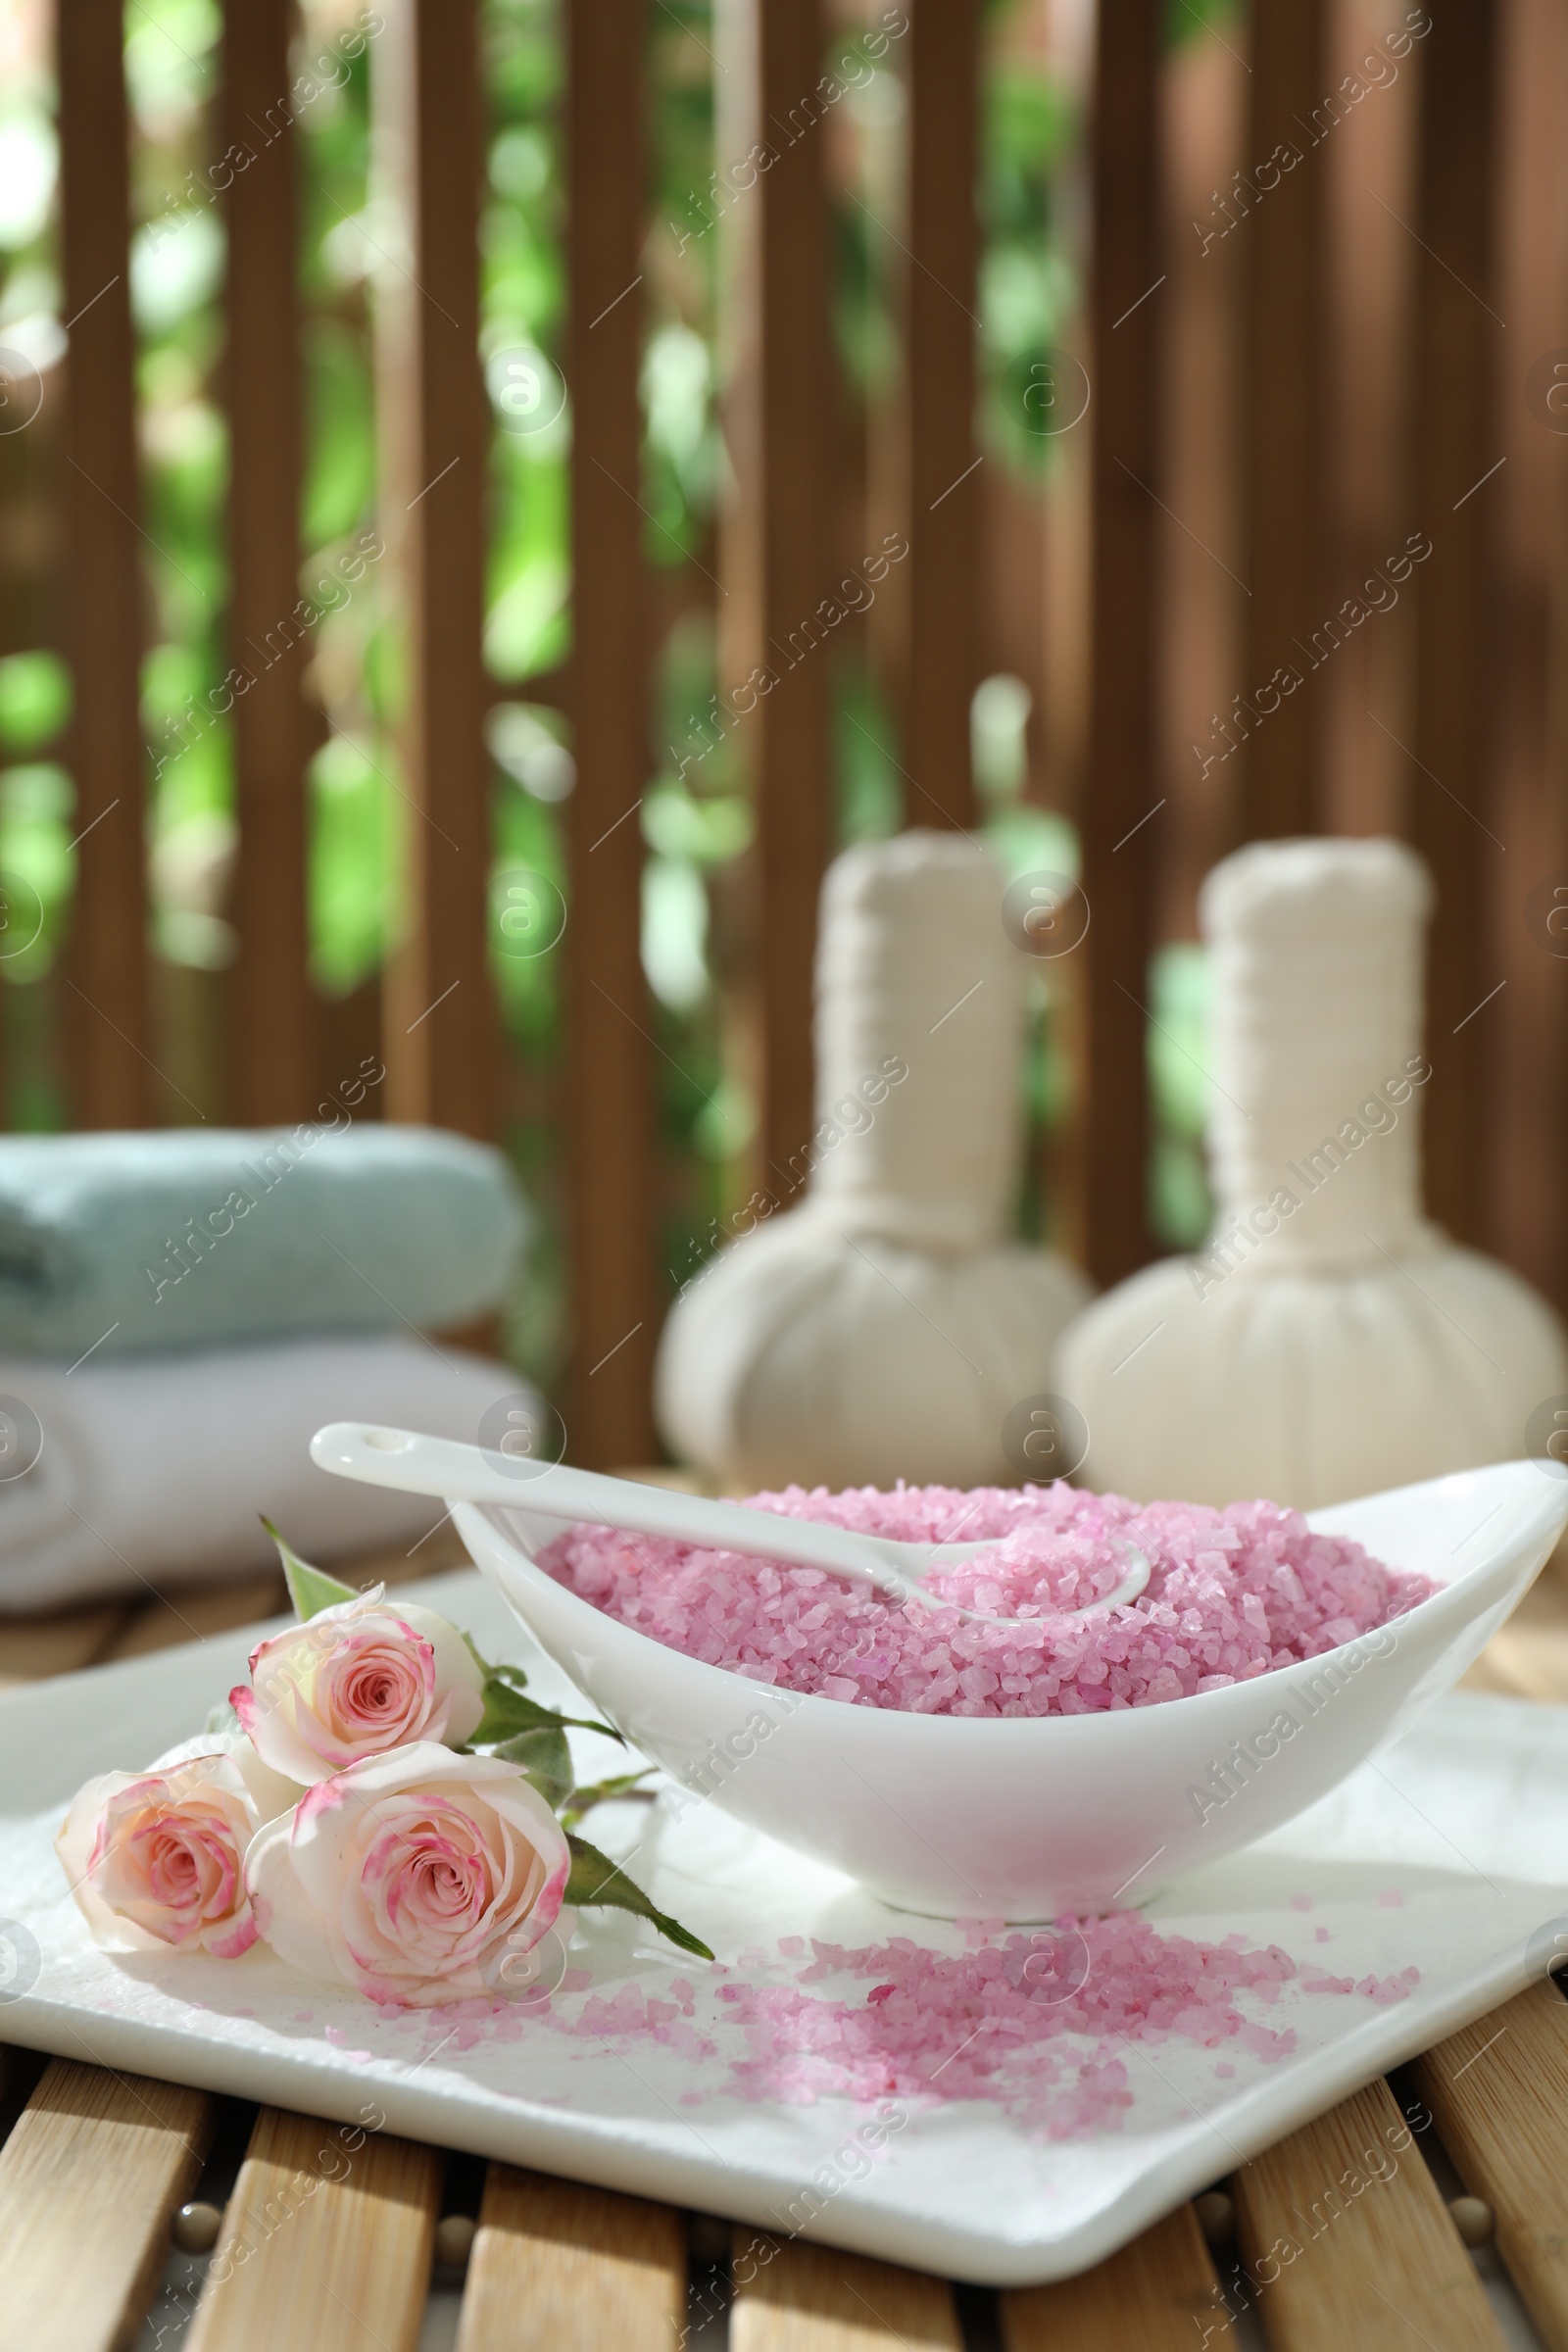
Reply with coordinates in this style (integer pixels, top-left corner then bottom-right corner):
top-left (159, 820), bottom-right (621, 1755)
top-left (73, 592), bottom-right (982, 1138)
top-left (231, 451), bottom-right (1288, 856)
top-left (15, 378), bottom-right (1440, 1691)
top-left (456, 1458), bottom-right (1568, 1745)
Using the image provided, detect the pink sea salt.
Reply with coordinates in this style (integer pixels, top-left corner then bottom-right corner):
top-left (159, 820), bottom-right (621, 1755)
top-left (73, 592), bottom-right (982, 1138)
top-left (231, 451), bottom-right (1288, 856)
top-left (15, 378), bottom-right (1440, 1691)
top-left (391, 1911), bottom-right (1421, 2145)
top-left (550, 1912), bottom-right (1419, 2138)
top-left (538, 1482), bottom-right (1433, 1719)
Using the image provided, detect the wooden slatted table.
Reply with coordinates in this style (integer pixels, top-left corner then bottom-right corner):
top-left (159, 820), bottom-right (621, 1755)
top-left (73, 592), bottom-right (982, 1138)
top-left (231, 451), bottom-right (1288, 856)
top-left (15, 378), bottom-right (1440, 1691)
top-left (3, 1531), bottom-right (1567, 2350)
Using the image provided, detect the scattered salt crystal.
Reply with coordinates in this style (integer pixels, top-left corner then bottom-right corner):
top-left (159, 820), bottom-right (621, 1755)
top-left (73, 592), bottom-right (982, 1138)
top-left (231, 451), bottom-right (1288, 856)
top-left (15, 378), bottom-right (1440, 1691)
top-left (693, 1913), bottom-right (1419, 2133)
top-left (539, 1483), bottom-right (1432, 1719)
top-left (472, 1908), bottom-right (1422, 2141)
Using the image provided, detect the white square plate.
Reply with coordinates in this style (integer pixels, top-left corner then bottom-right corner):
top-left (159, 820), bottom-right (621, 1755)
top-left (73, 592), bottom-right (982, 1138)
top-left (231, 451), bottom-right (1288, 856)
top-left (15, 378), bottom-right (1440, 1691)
top-left (2, 1570), bottom-right (1565, 2287)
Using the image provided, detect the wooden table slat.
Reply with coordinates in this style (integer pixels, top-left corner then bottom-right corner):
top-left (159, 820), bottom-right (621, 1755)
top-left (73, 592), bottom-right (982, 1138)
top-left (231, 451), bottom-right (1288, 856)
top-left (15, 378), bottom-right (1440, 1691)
top-left (1230, 2075), bottom-right (1507, 2351)
top-left (101, 1569), bottom-right (288, 1661)
top-left (729, 2231), bottom-right (962, 2349)
top-left (1415, 1978), bottom-right (1568, 2348)
top-left (0, 1601), bottom-right (129, 1688)
top-left (188, 2107), bottom-right (440, 2352)
top-left (0, 2057), bottom-right (214, 2352)
top-left (456, 2166), bottom-right (685, 2352)
top-left (999, 2202), bottom-right (1223, 2349)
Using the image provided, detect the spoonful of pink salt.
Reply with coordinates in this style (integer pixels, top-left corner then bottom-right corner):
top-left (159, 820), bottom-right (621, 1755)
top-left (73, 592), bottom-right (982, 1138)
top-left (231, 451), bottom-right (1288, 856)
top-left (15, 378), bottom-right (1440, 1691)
top-left (312, 1423), bottom-right (1151, 1626)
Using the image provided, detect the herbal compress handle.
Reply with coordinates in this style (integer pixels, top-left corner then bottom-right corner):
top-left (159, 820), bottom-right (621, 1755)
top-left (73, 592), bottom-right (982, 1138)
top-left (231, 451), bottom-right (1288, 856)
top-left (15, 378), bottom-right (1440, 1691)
top-left (1200, 837), bottom-right (1435, 1278)
top-left (806, 831), bottom-right (1028, 1251)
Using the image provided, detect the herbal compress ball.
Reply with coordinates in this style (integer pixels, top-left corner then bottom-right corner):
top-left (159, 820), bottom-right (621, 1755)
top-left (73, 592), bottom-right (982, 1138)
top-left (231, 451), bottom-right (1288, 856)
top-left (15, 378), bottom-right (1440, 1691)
top-left (656, 832), bottom-right (1091, 1489)
top-left (1059, 838), bottom-right (1568, 1506)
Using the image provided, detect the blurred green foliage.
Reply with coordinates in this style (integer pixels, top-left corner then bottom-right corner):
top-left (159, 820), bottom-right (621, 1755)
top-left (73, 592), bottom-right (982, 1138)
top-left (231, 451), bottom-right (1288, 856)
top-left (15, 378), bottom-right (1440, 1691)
top-left (0, 651), bottom-right (69, 755)
top-left (981, 59), bottom-right (1078, 472)
top-left (1149, 942), bottom-right (1213, 1249)
top-left (1166, 0), bottom-right (1243, 49)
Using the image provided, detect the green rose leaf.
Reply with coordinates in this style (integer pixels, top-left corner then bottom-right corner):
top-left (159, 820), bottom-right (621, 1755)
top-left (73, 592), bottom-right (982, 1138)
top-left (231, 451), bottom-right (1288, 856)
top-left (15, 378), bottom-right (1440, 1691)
top-left (471, 1675), bottom-right (623, 1749)
top-left (563, 1769), bottom-right (656, 1826)
top-left (463, 1630), bottom-right (508, 1682)
top-left (493, 1725), bottom-right (575, 1811)
top-left (564, 1832), bottom-right (713, 1961)
top-left (264, 1517), bottom-right (359, 1621)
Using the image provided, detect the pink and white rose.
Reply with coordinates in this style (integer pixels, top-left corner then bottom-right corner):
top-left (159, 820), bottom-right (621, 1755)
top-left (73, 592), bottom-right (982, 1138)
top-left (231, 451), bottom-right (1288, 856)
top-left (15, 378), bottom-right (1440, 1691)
top-left (56, 1734), bottom-right (299, 1959)
top-left (245, 1742), bottom-right (572, 2006)
top-left (232, 1588), bottom-right (485, 1785)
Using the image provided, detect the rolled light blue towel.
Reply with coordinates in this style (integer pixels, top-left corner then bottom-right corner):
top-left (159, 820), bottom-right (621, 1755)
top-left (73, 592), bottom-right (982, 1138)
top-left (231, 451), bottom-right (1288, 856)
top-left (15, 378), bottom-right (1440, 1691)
top-left (0, 1120), bottom-right (527, 1360)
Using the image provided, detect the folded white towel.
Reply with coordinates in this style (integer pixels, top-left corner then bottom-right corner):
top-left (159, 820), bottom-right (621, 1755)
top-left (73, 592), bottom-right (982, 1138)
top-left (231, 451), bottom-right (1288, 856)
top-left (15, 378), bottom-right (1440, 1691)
top-left (0, 1337), bottom-right (534, 1612)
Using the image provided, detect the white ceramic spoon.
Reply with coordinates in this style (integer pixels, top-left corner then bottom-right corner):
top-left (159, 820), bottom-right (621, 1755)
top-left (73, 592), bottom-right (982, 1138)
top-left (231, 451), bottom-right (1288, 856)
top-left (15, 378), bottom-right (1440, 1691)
top-left (311, 1423), bottom-right (1151, 1626)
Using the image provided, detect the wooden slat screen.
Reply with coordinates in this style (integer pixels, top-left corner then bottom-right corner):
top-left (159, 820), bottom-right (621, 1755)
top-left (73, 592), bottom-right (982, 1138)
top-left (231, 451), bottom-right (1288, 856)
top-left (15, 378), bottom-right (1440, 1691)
top-left (18, 0), bottom-right (1561, 1458)
top-left (904, 0), bottom-right (980, 835)
top-left (721, 0), bottom-right (832, 1187)
top-left (223, 0), bottom-right (312, 1126)
top-left (57, 0), bottom-right (148, 1129)
top-left (1409, 0), bottom-right (1501, 1250)
top-left (565, 0), bottom-right (656, 1466)
top-left (1239, 0), bottom-right (1327, 845)
top-left (1077, 0), bottom-right (1161, 1289)
top-left (377, 0), bottom-right (494, 1143)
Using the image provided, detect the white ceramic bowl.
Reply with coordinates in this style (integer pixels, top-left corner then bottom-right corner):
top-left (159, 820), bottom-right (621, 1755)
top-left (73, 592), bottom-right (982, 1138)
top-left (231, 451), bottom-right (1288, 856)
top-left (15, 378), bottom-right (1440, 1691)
top-left (454, 1461), bottom-right (1568, 1918)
